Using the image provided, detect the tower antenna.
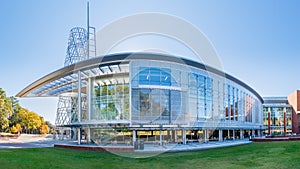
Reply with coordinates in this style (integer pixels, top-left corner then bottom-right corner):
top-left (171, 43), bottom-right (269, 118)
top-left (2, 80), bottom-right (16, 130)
top-left (87, 0), bottom-right (90, 59)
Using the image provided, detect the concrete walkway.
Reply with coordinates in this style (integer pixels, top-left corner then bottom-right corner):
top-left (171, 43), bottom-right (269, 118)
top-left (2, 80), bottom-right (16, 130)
top-left (135, 140), bottom-right (251, 153)
top-left (0, 134), bottom-right (251, 152)
top-left (52, 139), bottom-right (251, 153)
top-left (0, 134), bottom-right (62, 149)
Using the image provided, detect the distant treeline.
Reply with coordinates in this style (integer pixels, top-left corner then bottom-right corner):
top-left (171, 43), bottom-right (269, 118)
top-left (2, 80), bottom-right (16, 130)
top-left (0, 88), bottom-right (53, 134)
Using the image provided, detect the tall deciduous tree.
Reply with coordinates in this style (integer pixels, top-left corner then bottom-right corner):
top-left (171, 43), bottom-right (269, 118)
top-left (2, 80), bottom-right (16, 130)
top-left (40, 124), bottom-right (50, 134)
top-left (0, 88), bottom-right (12, 132)
top-left (22, 110), bottom-right (42, 134)
top-left (9, 96), bottom-right (22, 127)
top-left (1, 87), bottom-right (52, 134)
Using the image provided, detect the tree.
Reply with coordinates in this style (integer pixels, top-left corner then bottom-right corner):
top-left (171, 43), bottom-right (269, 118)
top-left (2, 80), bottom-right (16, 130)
top-left (0, 87), bottom-right (50, 134)
top-left (18, 108), bottom-right (42, 134)
top-left (9, 97), bottom-right (23, 128)
top-left (40, 124), bottom-right (49, 134)
top-left (27, 111), bottom-right (42, 133)
top-left (10, 96), bottom-right (21, 112)
top-left (0, 88), bottom-right (12, 132)
top-left (10, 125), bottom-right (18, 134)
top-left (19, 108), bottom-right (30, 133)
top-left (0, 117), bottom-right (9, 131)
top-left (44, 121), bottom-right (54, 131)
top-left (16, 123), bottom-right (22, 135)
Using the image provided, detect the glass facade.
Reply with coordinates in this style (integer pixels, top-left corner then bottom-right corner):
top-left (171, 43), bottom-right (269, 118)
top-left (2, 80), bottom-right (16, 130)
top-left (92, 82), bottom-right (130, 121)
top-left (263, 97), bottom-right (292, 134)
top-left (188, 73), bottom-right (213, 121)
top-left (263, 105), bottom-right (292, 134)
top-left (130, 60), bottom-right (263, 128)
top-left (66, 57), bottom-right (263, 131)
top-left (19, 52), bottom-right (265, 144)
top-left (83, 63), bottom-right (131, 122)
top-left (131, 64), bottom-right (185, 124)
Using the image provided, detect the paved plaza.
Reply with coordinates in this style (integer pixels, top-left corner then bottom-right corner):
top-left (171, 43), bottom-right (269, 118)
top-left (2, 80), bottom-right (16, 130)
top-left (0, 134), bottom-right (60, 149)
top-left (135, 140), bottom-right (251, 153)
top-left (0, 134), bottom-right (251, 152)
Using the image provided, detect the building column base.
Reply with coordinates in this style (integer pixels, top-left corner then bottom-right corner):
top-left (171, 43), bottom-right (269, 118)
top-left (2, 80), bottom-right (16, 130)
top-left (219, 130), bottom-right (223, 141)
top-left (77, 128), bottom-right (81, 145)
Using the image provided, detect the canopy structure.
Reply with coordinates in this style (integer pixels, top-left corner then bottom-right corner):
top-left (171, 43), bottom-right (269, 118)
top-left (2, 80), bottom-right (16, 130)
top-left (17, 52), bottom-right (263, 103)
top-left (17, 54), bottom-right (131, 97)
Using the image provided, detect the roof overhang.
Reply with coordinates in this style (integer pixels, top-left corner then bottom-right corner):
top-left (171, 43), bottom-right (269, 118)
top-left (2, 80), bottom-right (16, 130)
top-left (16, 52), bottom-right (264, 103)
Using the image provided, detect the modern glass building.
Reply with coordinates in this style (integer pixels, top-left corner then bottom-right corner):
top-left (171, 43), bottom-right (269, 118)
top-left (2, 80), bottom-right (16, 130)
top-left (263, 97), bottom-right (292, 135)
top-left (17, 52), bottom-right (264, 145)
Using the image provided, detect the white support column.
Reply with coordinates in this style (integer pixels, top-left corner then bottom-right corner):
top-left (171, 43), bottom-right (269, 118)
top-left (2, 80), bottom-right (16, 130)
top-left (204, 130), bottom-right (207, 142)
top-left (67, 129), bottom-right (70, 140)
top-left (227, 129), bottom-right (230, 139)
top-left (68, 128), bottom-right (71, 140)
top-left (72, 128), bottom-right (77, 140)
top-left (87, 127), bottom-right (91, 143)
top-left (252, 129), bottom-right (255, 137)
top-left (77, 71), bottom-right (82, 145)
top-left (182, 129), bottom-right (186, 144)
top-left (87, 78), bottom-right (92, 121)
top-left (174, 130), bottom-right (178, 143)
top-left (78, 71), bottom-right (82, 123)
top-left (284, 107), bottom-right (287, 135)
top-left (207, 130), bottom-right (210, 141)
top-left (233, 130), bottom-right (235, 140)
top-left (219, 130), bottom-right (223, 141)
top-left (77, 128), bottom-right (81, 145)
top-left (159, 130), bottom-right (162, 146)
top-left (60, 129), bottom-right (64, 140)
top-left (133, 130), bottom-right (136, 143)
top-left (240, 130), bottom-right (244, 140)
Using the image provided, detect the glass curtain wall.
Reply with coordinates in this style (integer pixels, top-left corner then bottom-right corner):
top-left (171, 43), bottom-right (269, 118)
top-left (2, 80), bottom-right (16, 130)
top-left (188, 73), bottom-right (213, 121)
top-left (131, 66), bottom-right (182, 123)
top-left (270, 107), bottom-right (292, 127)
top-left (130, 60), bottom-right (262, 126)
top-left (263, 106), bottom-right (292, 133)
top-left (91, 79), bottom-right (129, 121)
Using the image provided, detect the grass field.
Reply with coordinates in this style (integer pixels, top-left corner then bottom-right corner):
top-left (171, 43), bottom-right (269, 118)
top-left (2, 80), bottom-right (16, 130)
top-left (1, 141), bottom-right (300, 169)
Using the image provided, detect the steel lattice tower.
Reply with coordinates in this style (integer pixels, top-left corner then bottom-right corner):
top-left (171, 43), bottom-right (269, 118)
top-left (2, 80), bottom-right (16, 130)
top-left (55, 96), bottom-right (79, 126)
top-left (55, 27), bottom-right (88, 126)
top-left (64, 27), bottom-right (88, 65)
top-left (55, 2), bottom-right (96, 127)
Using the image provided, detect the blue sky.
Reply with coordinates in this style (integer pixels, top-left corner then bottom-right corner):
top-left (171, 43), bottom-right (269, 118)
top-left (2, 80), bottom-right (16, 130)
top-left (0, 0), bottom-right (299, 123)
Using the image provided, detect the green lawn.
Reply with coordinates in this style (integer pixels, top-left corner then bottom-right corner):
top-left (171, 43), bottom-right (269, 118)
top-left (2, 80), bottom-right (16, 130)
top-left (1, 142), bottom-right (300, 169)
